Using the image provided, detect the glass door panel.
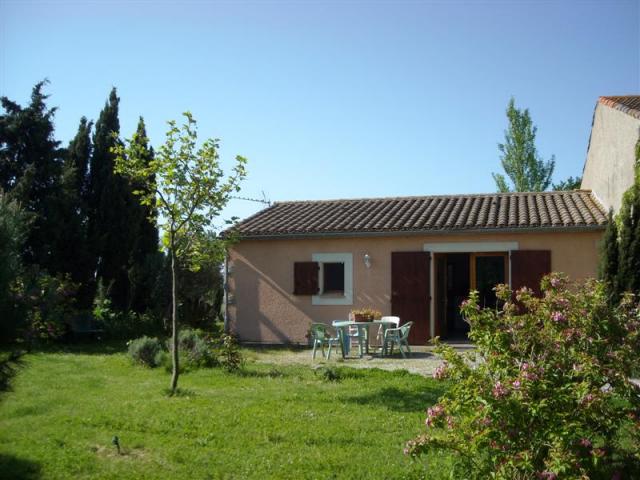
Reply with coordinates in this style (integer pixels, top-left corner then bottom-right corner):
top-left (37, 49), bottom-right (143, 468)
top-left (471, 253), bottom-right (507, 309)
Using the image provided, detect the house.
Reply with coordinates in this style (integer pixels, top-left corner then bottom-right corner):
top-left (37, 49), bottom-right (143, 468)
top-left (225, 95), bottom-right (639, 345)
top-left (225, 191), bottom-right (606, 344)
top-left (581, 96), bottom-right (640, 213)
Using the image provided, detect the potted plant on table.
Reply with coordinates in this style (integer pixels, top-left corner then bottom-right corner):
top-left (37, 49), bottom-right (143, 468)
top-left (349, 308), bottom-right (382, 322)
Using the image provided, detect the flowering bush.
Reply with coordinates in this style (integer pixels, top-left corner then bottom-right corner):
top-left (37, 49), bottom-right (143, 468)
top-left (406, 274), bottom-right (640, 479)
top-left (18, 270), bottom-right (78, 344)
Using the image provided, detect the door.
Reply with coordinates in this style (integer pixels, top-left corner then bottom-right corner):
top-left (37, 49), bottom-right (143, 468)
top-left (391, 252), bottom-right (430, 345)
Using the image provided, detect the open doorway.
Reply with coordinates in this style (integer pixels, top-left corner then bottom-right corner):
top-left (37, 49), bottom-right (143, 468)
top-left (435, 252), bottom-right (508, 340)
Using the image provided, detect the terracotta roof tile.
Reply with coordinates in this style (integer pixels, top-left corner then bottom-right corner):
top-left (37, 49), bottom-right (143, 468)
top-left (599, 96), bottom-right (640, 120)
top-left (230, 191), bottom-right (607, 238)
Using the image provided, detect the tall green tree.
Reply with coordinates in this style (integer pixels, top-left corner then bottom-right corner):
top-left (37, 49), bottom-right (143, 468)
top-left (0, 191), bottom-right (29, 341)
top-left (88, 88), bottom-right (134, 309)
top-left (48, 119), bottom-right (94, 302)
top-left (66, 117), bottom-right (93, 199)
top-left (126, 118), bottom-right (160, 313)
top-left (0, 81), bottom-right (65, 271)
top-left (114, 112), bottom-right (246, 393)
top-left (493, 98), bottom-right (555, 192)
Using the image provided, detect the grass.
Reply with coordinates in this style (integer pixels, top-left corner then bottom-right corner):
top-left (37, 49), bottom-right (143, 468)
top-left (0, 343), bottom-right (450, 479)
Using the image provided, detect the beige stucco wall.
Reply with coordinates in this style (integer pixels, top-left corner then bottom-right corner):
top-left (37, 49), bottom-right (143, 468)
top-left (582, 103), bottom-right (639, 213)
top-left (227, 230), bottom-right (603, 344)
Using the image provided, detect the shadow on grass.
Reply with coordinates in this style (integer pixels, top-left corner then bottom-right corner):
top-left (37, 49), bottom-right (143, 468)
top-left (235, 366), bottom-right (291, 379)
top-left (375, 351), bottom-right (434, 359)
top-left (0, 453), bottom-right (41, 479)
top-left (346, 384), bottom-right (448, 413)
top-left (0, 350), bottom-right (25, 401)
top-left (22, 340), bottom-right (126, 356)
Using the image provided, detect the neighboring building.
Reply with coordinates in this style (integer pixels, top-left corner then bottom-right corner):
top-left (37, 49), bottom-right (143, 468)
top-left (226, 191), bottom-right (606, 344)
top-left (581, 96), bottom-right (640, 213)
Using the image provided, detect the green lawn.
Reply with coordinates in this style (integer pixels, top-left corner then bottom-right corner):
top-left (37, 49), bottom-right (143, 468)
top-left (0, 344), bottom-right (449, 479)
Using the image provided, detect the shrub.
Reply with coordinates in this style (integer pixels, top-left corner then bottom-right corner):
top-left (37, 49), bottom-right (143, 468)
top-left (217, 333), bottom-right (243, 373)
top-left (177, 328), bottom-right (218, 368)
top-left (93, 281), bottom-right (165, 339)
top-left (18, 269), bottom-right (79, 345)
top-left (128, 336), bottom-right (164, 367)
top-left (406, 274), bottom-right (640, 479)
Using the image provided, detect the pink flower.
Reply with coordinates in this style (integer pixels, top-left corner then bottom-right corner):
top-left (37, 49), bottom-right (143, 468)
top-left (480, 416), bottom-right (492, 427)
top-left (581, 393), bottom-right (595, 405)
top-left (579, 438), bottom-right (592, 448)
top-left (551, 311), bottom-right (566, 323)
top-left (446, 415), bottom-right (454, 429)
top-left (433, 362), bottom-right (449, 380)
top-left (520, 362), bottom-right (529, 371)
top-left (512, 380), bottom-right (521, 390)
top-left (538, 472), bottom-right (557, 480)
top-left (425, 404), bottom-right (444, 427)
top-left (550, 276), bottom-right (561, 288)
top-left (492, 381), bottom-right (508, 399)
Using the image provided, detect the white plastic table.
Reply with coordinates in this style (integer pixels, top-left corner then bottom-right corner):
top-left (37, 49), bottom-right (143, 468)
top-left (331, 320), bottom-right (397, 358)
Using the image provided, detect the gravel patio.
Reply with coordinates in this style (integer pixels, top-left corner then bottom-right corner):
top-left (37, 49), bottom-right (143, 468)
top-left (247, 343), bottom-right (474, 377)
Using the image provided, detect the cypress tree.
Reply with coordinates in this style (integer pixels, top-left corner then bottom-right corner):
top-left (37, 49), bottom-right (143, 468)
top-left (66, 117), bottom-right (93, 199)
top-left (599, 209), bottom-right (619, 301)
top-left (617, 136), bottom-right (640, 296)
top-left (88, 88), bottom-right (132, 309)
top-left (127, 117), bottom-right (160, 312)
top-left (47, 119), bottom-right (94, 302)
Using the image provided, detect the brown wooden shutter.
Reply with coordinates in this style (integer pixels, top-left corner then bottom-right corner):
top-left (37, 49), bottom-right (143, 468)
top-left (391, 252), bottom-right (431, 344)
top-left (293, 262), bottom-right (319, 295)
top-left (510, 250), bottom-right (551, 296)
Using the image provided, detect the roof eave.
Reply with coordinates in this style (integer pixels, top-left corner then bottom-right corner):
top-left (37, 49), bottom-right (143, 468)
top-left (234, 224), bottom-right (607, 241)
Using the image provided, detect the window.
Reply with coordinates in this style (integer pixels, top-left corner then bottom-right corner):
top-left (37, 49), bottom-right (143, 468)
top-left (311, 253), bottom-right (353, 306)
top-left (322, 262), bottom-right (345, 293)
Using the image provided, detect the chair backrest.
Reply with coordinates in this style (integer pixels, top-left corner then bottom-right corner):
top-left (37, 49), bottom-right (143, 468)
top-left (310, 323), bottom-right (328, 340)
top-left (399, 321), bottom-right (413, 340)
top-left (380, 316), bottom-right (400, 327)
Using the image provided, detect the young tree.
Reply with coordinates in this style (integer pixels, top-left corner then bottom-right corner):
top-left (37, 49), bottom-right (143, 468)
top-left (492, 98), bottom-right (555, 192)
top-left (114, 112), bottom-right (246, 393)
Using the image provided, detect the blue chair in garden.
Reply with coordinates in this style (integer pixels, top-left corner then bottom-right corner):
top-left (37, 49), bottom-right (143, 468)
top-left (310, 323), bottom-right (343, 360)
top-left (382, 321), bottom-right (413, 358)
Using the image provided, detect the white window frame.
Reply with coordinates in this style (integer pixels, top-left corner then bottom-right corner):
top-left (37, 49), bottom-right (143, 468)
top-left (311, 253), bottom-right (353, 305)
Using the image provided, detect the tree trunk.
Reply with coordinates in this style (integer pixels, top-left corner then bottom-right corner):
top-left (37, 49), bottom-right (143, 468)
top-left (169, 243), bottom-right (179, 394)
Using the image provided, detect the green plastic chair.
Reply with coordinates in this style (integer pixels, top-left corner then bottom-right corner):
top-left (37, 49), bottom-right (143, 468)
top-left (310, 323), bottom-right (343, 360)
top-left (382, 321), bottom-right (413, 358)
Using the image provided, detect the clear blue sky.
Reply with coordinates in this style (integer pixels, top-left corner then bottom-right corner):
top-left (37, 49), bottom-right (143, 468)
top-left (1, 0), bottom-right (638, 226)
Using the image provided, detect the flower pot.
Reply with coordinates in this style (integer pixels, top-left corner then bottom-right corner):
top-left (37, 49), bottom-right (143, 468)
top-left (354, 313), bottom-right (373, 322)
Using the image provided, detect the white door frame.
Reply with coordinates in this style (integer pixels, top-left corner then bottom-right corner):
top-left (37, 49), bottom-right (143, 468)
top-left (423, 242), bottom-right (519, 338)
